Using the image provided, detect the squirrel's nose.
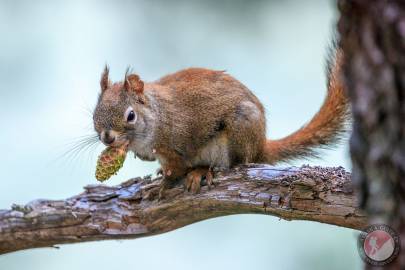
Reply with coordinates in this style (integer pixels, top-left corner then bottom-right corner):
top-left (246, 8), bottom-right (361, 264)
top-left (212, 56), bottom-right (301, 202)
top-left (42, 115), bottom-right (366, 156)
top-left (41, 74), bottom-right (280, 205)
top-left (101, 130), bottom-right (116, 146)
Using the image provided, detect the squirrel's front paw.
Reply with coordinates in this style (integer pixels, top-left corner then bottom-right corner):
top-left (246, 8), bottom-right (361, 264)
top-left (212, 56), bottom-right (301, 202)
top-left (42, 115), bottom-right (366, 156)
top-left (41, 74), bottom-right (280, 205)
top-left (185, 167), bottom-right (215, 193)
top-left (158, 168), bottom-right (182, 199)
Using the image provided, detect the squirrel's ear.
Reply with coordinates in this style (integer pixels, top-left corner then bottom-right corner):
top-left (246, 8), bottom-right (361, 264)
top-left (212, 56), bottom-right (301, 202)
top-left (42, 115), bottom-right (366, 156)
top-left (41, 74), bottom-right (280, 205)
top-left (124, 73), bottom-right (144, 95)
top-left (100, 65), bottom-right (110, 92)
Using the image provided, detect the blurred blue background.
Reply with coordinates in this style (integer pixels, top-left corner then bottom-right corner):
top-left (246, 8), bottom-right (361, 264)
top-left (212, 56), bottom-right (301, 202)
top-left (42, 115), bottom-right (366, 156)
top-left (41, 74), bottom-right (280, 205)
top-left (0, 0), bottom-right (362, 269)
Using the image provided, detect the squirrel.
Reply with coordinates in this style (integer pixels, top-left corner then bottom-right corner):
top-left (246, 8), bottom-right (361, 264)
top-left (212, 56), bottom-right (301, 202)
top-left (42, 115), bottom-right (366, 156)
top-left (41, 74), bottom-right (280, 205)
top-left (93, 48), bottom-right (348, 195)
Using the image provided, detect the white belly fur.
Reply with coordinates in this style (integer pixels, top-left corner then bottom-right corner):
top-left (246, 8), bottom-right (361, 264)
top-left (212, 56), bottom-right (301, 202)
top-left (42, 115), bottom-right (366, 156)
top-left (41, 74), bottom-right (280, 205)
top-left (192, 134), bottom-right (230, 168)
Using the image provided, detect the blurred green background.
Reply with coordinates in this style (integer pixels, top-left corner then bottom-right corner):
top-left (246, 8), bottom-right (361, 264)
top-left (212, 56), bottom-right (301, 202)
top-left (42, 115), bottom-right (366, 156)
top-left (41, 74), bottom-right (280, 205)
top-left (0, 0), bottom-right (363, 269)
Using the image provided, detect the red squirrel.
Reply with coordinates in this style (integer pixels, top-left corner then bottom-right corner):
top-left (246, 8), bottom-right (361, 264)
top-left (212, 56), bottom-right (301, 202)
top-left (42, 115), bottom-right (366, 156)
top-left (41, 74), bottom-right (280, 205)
top-left (93, 49), bottom-right (348, 194)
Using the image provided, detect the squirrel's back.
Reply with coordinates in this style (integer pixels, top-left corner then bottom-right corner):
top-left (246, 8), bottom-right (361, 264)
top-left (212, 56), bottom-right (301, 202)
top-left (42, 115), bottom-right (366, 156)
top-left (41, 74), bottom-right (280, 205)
top-left (150, 48), bottom-right (348, 167)
top-left (152, 68), bottom-right (266, 164)
top-left (152, 46), bottom-right (348, 166)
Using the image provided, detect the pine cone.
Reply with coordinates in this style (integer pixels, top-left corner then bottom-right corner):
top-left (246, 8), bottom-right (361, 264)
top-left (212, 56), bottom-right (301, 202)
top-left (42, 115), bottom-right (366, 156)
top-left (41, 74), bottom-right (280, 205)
top-left (95, 146), bottom-right (127, 182)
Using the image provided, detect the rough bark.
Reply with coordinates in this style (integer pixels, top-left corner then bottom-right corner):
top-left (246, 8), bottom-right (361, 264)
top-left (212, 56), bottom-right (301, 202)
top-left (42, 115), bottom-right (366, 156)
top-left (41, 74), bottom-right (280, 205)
top-left (0, 165), bottom-right (365, 255)
top-left (338, 0), bottom-right (405, 268)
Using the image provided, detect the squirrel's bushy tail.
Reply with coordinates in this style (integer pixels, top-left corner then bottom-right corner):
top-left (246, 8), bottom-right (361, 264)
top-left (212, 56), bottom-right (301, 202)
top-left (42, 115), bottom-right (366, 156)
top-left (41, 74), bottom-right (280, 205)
top-left (262, 49), bottom-right (350, 164)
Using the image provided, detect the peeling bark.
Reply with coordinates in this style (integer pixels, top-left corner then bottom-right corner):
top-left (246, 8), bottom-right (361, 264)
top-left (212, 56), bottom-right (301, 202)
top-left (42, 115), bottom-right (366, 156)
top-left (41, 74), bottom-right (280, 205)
top-left (0, 165), bottom-right (366, 255)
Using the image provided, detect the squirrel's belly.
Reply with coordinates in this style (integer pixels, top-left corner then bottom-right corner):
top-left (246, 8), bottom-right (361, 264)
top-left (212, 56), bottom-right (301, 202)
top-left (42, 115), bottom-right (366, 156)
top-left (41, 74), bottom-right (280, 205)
top-left (192, 133), bottom-right (230, 168)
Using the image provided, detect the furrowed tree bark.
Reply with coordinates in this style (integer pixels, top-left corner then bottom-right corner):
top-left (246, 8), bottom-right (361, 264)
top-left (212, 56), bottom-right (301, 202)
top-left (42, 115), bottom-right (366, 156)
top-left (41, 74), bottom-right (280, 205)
top-left (0, 165), bottom-right (366, 255)
top-left (338, 0), bottom-right (405, 268)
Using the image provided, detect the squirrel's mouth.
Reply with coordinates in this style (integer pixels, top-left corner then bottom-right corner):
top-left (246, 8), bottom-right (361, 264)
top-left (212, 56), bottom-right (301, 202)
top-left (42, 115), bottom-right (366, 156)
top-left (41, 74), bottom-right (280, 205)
top-left (105, 137), bottom-right (130, 149)
top-left (100, 130), bottom-right (131, 148)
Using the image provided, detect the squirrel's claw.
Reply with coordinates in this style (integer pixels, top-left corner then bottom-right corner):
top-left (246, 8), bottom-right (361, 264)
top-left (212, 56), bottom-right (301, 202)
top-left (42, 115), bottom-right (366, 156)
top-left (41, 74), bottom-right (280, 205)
top-left (205, 169), bottom-right (215, 190)
top-left (184, 167), bottom-right (215, 193)
top-left (185, 170), bottom-right (202, 193)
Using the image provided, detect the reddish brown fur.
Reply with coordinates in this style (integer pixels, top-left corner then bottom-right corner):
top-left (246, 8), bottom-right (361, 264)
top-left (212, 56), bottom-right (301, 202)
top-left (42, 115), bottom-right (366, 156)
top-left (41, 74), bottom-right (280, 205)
top-left (263, 50), bottom-right (348, 163)
top-left (93, 50), bottom-right (348, 193)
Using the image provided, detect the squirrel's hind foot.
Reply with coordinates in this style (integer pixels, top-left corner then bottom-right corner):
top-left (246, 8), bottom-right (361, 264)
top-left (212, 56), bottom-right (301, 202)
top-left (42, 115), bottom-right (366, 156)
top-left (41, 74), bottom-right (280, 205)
top-left (158, 167), bottom-right (216, 199)
top-left (184, 167), bottom-right (215, 193)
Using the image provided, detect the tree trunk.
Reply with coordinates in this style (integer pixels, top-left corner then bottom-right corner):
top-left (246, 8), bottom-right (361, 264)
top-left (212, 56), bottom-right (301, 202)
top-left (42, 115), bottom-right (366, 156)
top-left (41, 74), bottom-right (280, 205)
top-left (338, 0), bottom-right (405, 268)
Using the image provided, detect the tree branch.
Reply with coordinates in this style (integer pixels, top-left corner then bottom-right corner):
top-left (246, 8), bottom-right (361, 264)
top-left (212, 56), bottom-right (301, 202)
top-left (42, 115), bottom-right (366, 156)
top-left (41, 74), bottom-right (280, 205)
top-left (0, 165), bottom-right (366, 255)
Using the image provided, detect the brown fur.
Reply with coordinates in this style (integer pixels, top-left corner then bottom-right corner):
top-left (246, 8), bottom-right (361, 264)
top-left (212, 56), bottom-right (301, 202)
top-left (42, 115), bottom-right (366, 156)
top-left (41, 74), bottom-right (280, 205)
top-left (263, 49), bottom-right (349, 163)
top-left (93, 49), bottom-right (349, 192)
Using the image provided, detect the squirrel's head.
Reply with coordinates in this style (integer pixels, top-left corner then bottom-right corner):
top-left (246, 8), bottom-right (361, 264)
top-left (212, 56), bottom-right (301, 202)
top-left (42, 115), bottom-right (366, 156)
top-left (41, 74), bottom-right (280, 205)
top-left (93, 66), bottom-right (150, 148)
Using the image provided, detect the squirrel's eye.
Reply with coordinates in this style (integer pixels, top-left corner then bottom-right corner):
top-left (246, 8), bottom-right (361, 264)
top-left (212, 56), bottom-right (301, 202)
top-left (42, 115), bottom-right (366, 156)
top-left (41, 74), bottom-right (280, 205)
top-left (124, 106), bottom-right (137, 124)
top-left (127, 111), bottom-right (135, 122)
